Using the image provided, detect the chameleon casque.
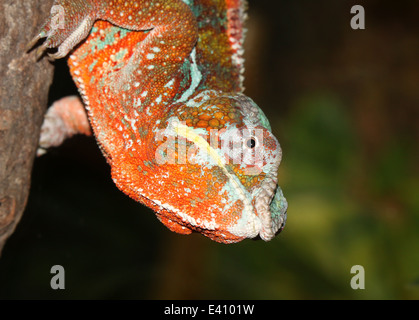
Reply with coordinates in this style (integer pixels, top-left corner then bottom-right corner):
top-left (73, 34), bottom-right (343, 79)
top-left (29, 0), bottom-right (287, 243)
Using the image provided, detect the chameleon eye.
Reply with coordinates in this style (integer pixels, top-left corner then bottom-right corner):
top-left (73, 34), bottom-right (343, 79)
top-left (246, 137), bottom-right (257, 149)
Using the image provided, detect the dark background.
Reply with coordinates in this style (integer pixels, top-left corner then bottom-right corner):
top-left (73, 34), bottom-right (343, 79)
top-left (0, 0), bottom-right (418, 299)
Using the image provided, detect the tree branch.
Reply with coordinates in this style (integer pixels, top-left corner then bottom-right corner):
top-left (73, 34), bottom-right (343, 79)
top-left (0, 0), bottom-right (55, 255)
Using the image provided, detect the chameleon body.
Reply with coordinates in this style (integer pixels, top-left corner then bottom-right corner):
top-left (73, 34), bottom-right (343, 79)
top-left (30, 0), bottom-right (287, 243)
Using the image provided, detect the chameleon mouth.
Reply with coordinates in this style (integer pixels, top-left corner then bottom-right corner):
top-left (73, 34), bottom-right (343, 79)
top-left (255, 175), bottom-right (288, 241)
top-left (224, 147), bottom-right (287, 241)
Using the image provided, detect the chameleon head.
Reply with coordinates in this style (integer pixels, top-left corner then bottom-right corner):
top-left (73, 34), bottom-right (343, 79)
top-left (148, 90), bottom-right (287, 243)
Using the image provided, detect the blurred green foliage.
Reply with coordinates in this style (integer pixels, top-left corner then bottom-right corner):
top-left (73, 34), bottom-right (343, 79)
top-left (0, 0), bottom-right (418, 299)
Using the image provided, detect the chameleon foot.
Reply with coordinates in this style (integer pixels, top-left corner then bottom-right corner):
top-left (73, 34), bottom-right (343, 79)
top-left (38, 96), bottom-right (91, 156)
top-left (27, 0), bottom-right (95, 60)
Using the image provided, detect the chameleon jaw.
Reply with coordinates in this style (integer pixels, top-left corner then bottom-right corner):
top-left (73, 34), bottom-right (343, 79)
top-left (253, 138), bottom-right (286, 241)
top-left (227, 148), bottom-right (287, 241)
top-left (254, 176), bottom-right (286, 241)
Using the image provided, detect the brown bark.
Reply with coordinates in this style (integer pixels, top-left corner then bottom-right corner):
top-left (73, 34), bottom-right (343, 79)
top-left (0, 0), bottom-right (55, 255)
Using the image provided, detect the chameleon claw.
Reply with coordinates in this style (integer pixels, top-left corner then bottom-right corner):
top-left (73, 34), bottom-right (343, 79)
top-left (26, 33), bottom-right (45, 53)
top-left (36, 147), bottom-right (47, 157)
top-left (47, 48), bottom-right (66, 61)
top-left (35, 43), bottom-right (49, 60)
top-left (47, 52), bottom-right (58, 61)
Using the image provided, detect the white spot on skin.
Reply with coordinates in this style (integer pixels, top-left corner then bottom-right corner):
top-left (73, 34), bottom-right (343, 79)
top-left (125, 139), bottom-right (133, 149)
top-left (147, 53), bottom-right (155, 60)
top-left (164, 79), bottom-right (175, 88)
top-left (124, 115), bottom-right (138, 132)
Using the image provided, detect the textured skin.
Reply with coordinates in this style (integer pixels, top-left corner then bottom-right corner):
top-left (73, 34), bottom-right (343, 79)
top-left (31, 0), bottom-right (287, 243)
